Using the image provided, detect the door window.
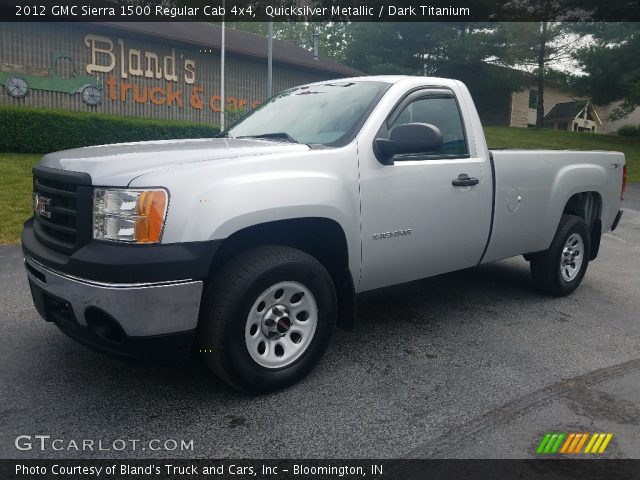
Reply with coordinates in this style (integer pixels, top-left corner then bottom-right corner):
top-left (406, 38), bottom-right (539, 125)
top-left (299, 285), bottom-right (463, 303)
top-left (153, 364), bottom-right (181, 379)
top-left (388, 96), bottom-right (469, 158)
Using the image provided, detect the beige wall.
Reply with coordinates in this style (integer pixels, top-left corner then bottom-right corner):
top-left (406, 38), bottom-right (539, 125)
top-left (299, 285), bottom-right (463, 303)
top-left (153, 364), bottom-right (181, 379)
top-left (509, 82), bottom-right (576, 128)
top-left (597, 101), bottom-right (640, 133)
top-left (0, 23), bottom-right (334, 125)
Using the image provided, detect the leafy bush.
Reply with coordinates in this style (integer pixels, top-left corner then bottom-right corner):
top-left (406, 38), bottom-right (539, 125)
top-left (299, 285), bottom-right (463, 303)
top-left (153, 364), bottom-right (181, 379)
top-left (0, 106), bottom-right (219, 153)
top-left (224, 105), bottom-right (250, 129)
top-left (617, 125), bottom-right (640, 137)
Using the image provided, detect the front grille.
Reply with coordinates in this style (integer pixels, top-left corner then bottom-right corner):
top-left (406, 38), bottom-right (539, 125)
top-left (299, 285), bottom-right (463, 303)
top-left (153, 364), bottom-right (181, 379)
top-left (32, 165), bottom-right (92, 254)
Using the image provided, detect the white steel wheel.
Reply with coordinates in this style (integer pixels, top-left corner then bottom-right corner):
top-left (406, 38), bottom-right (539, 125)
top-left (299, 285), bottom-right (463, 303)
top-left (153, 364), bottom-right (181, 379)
top-left (530, 214), bottom-right (590, 296)
top-left (198, 245), bottom-right (337, 393)
top-left (245, 281), bottom-right (318, 369)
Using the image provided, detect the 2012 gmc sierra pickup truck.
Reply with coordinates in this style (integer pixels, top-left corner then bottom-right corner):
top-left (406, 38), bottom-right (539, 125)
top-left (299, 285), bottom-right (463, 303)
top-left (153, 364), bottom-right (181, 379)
top-left (22, 76), bottom-right (626, 392)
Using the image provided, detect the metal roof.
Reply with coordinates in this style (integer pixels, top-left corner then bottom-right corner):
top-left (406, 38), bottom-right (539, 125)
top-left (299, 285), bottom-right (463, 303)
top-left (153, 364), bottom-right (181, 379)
top-left (91, 22), bottom-right (363, 77)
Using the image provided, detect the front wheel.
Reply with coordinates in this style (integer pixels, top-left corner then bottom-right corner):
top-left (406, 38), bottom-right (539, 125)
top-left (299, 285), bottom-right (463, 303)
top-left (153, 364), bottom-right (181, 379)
top-left (530, 214), bottom-right (591, 296)
top-left (198, 245), bottom-right (337, 393)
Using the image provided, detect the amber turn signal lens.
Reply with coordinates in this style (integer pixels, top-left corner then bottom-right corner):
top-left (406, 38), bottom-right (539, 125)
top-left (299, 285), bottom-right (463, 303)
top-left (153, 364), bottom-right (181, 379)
top-left (134, 190), bottom-right (168, 243)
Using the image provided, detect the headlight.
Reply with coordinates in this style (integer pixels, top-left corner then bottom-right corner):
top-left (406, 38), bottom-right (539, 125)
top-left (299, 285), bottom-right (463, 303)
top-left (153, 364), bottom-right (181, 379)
top-left (93, 188), bottom-right (168, 243)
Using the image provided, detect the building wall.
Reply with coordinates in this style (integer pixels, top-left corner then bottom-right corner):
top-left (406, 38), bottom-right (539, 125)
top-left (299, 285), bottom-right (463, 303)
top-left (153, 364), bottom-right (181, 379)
top-left (509, 83), bottom-right (575, 128)
top-left (0, 23), bottom-right (333, 125)
top-left (597, 101), bottom-right (640, 133)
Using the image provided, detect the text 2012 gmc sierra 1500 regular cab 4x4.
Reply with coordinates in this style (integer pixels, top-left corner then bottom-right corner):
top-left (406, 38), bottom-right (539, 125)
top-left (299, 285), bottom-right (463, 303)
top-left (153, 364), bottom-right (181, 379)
top-left (22, 76), bottom-right (626, 392)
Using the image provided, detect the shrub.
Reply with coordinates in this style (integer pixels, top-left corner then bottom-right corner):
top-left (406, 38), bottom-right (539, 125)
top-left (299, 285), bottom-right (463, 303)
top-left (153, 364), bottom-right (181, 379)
top-left (224, 105), bottom-right (250, 129)
top-left (0, 106), bottom-right (219, 153)
top-left (617, 125), bottom-right (640, 137)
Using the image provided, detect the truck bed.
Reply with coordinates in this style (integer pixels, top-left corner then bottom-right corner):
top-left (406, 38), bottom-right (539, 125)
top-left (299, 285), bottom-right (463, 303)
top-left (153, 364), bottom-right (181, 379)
top-left (483, 149), bottom-right (625, 263)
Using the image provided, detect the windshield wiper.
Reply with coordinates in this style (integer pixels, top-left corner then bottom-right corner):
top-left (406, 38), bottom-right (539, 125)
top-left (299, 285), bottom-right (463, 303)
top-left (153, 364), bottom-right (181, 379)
top-left (215, 131), bottom-right (231, 138)
top-left (237, 132), bottom-right (299, 144)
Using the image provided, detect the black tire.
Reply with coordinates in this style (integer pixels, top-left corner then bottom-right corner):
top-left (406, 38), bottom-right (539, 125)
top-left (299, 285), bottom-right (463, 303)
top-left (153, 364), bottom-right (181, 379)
top-left (530, 214), bottom-right (591, 296)
top-left (198, 245), bottom-right (337, 393)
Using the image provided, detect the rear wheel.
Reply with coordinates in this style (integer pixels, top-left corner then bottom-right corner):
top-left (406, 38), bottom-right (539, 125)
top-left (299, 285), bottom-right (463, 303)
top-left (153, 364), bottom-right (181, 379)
top-left (530, 214), bottom-right (591, 296)
top-left (198, 245), bottom-right (337, 393)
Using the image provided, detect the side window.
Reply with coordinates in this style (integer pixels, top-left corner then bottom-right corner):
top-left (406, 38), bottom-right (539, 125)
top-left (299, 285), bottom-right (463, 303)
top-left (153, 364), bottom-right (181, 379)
top-left (388, 96), bottom-right (469, 158)
top-left (529, 89), bottom-right (538, 109)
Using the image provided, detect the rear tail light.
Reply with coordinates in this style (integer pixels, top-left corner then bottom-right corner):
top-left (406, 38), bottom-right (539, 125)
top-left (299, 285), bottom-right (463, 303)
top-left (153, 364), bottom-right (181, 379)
top-left (622, 164), bottom-right (627, 201)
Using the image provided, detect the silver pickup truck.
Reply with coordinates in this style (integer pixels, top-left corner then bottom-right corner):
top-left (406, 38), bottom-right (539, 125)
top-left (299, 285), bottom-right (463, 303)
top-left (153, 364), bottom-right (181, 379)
top-left (22, 76), bottom-right (626, 392)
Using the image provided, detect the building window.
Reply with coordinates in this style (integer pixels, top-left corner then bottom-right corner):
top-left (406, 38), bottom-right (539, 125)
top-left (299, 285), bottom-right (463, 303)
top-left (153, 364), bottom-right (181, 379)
top-left (528, 90), bottom-right (538, 109)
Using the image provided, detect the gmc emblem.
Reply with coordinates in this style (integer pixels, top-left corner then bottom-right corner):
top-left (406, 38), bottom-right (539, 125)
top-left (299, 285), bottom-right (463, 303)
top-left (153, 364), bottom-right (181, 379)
top-left (34, 194), bottom-right (52, 219)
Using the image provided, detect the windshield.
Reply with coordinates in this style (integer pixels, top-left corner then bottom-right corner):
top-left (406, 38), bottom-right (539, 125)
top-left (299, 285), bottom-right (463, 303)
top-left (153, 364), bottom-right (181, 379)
top-left (227, 81), bottom-right (390, 147)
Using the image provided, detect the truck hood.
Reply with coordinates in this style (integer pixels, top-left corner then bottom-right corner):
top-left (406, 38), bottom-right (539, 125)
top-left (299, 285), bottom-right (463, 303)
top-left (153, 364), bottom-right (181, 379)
top-left (39, 138), bottom-right (311, 186)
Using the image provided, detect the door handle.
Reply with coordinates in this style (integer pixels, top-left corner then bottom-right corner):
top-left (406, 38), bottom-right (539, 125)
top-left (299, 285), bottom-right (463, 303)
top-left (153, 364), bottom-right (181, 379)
top-left (452, 173), bottom-right (479, 187)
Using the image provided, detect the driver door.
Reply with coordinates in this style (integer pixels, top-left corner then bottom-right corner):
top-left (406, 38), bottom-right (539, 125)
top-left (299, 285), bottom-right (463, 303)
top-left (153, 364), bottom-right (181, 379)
top-left (358, 88), bottom-right (492, 291)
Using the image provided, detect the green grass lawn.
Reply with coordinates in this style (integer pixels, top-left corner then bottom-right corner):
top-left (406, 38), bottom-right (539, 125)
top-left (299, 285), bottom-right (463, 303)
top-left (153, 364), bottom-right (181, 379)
top-left (0, 153), bottom-right (40, 244)
top-left (485, 127), bottom-right (640, 183)
top-left (0, 127), bottom-right (638, 244)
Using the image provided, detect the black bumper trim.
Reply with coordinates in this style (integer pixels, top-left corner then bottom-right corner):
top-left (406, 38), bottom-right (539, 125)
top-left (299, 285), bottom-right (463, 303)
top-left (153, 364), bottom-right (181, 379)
top-left (55, 320), bottom-right (196, 359)
top-left (22, 218), bottom-right (222, 283)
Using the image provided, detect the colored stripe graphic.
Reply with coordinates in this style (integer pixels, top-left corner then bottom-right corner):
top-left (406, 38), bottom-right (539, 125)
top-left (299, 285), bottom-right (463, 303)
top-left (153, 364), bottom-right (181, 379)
top-left (560, 433), bottom-right (575, 453)
top-left (597, 433), bottom-right (613, 453)
top-left (544, 434), bottom-right (558, 453)
top-left (584, 433), bottom-right (614, 454)
top-left (550, 433), bottom-right (565, 453)
top-left (537, 433), bottom-right (613, 454)
top-left (584, 433), bottom-right (599, 453)
top-left (537, 433), bottom-right (552, 454)
top-left (537, 433), bottom-right (565, 453)
top-left (573, 433), bottom-right (589, 453)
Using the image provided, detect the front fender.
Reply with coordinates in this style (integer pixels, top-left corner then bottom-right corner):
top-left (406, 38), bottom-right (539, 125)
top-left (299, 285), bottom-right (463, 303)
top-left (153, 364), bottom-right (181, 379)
top-left (131, 146), bottom-right (362, 279)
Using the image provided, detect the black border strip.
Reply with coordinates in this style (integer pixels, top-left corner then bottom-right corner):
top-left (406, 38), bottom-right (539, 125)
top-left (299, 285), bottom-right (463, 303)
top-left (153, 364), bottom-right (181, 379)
top-left (1, 0), bottom-right (640, 22)
top-left (3, 459), bottom-right (640, 480)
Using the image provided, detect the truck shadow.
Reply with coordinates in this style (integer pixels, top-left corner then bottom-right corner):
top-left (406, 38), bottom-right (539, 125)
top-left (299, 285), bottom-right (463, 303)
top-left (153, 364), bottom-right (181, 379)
top-left (61, 258), bottom-right (539, 390)
top-left (355, 258), bottom-right (537, 328)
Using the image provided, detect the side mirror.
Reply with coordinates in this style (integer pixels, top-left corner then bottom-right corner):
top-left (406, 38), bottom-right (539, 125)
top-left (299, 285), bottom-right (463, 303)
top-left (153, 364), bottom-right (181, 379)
top-left (374, 123), bottom-right (443, 165)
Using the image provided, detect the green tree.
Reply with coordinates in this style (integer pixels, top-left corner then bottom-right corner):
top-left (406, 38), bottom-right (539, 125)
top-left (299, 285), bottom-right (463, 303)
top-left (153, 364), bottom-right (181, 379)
top-left (344, 23), bottom-right (434, 75)
top-left (493, 21), bottom-right (583, 127)
top-left (224, 22), bottom-right (350, 61)
top-left (343, 23), bottom-right (527, 124)
top-left (573, 23), bottom-right (640, 119)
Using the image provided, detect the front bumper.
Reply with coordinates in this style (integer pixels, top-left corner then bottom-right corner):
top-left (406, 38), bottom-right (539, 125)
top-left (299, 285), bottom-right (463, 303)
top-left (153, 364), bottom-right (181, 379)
top-left (22, 217), bottom-right (224, 357)
top-left (24, 255), bottom-right (203, 358)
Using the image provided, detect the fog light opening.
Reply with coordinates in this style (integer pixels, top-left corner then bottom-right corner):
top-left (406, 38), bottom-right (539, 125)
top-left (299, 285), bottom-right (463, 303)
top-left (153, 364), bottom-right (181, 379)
top-left (85, 307), bottom-right (125, 343)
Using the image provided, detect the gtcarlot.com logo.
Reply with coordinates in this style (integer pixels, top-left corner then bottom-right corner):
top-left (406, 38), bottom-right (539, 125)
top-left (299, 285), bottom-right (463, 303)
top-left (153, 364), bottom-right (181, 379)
top-left (536, 432), bottom-right (613, 455)
top-left (15, 435), bottom-right (194, 452)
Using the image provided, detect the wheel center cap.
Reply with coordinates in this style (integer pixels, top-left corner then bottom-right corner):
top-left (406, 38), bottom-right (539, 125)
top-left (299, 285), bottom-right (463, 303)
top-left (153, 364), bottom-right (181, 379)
top-left (262, 304), bottom-right (291, 338)
top-left (276, 317), bottom-right (292, 334)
